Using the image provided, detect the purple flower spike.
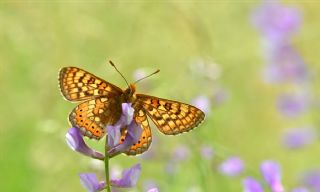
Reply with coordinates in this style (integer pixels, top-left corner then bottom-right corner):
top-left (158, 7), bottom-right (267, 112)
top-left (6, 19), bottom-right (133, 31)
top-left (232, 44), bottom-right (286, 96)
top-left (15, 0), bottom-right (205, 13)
top-left (108, 103), bottom-right (134, 148)
top-left (260, 160), bottom-right (284, 192)
top-left (110, 164), bottom-right (141, 188)
top-left (252, 1), bottom-right (301, 42)
top-left (302, 170), bottom-right (320, 191)
top-left (192, 95), bottom-right (211, 115)
top-left (277, 93), bottom-right (308, 118)
top-left (218, 156), bottom-right (244, 177)
top-left (66, 127), bottom-right (104, 160)
top-left (243, 177), bottom-right (264, 192)
top-left (79, 173), bottom-right (106, 192)
top-left (282, 127), bottom-right (317, 149)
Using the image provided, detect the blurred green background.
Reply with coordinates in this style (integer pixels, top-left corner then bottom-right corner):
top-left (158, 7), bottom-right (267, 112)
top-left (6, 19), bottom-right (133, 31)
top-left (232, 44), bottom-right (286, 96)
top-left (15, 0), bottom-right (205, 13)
top-left (1, 1), bottom-right (320, 192)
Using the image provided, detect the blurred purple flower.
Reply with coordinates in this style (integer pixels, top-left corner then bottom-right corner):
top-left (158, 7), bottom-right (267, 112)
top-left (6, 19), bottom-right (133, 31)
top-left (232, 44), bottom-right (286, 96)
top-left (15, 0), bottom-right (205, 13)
top-left (264, 44), bottom-right (308, 83)
top-left (252, 1), bottom-right (301, 42)
top-left (79, 173), bottom-right (106, 192)
top-left (302, 169), bottom-right (320, 191)
top-left (172, 145), bottom-right (190, 162)
top-left (277, 93), bottom-right (309, 118)
top-left (165, 160), bottom-right (177, 175)
top-left (291, 187), bottom-right (309, 192)
top-left (143, 180), bottom-right (158, 192)
top-left (66, 127), bottom-right (104, 160)
top-left (260, 160), bottom-right (284, 192)
top-left (218, 156), bottom-right (244, 177)
top-left (200, 145), bottom-right (214, 160)
top-left (213, 88), bottom-right (229, 105)
top-left (110, 164), bottom-right (141, 188)
top-left (147, 188), bottom-right (159, 192)
top-left (282, 127), bottom-right (317, 149)
top-left (192, 95), bottom-right (211, 115)
top-left (243, 177), bottom-right (264, 192)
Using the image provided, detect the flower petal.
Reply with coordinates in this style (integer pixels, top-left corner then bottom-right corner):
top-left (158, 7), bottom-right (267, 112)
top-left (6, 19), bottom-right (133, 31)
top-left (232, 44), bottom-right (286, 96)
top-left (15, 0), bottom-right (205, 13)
top-left (108, 121), bottom-right (142, 157)
top-left (147, 188), bottom-right (159, 192)
top-left (79, 173), bottom-right (106, 192)
top-left (243, 177), bottom-right (264, 192)
top-left (282, 127), bottom-right (317, 149)
top-left (301, 169), bottom-right (320, 191)
top-left (218, 156), bottom-right (244, 177)
top-left (260, 160), bottom-right (284, 192)
top-left (110, 164), bottom-right (141, 188)
top-left (108, 103), bottom-right (135, 148)
top-left (66, 127), bottom-right (104, 160)
top-left (121, 103), bottom-right (134, 125)
top-left (192, 95), bottom-right (211, 115)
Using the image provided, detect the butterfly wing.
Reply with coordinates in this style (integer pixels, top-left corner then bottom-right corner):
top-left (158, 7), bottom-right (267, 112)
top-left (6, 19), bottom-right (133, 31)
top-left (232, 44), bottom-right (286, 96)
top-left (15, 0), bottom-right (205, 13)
top-left (118, 108), bottom-right (152, 156)
top-left (69, 97), bottom-right (122, 140)
top-left (59, 67), bottom-right (123, 102)
top-left (136, 94), bottom-right (205, 135)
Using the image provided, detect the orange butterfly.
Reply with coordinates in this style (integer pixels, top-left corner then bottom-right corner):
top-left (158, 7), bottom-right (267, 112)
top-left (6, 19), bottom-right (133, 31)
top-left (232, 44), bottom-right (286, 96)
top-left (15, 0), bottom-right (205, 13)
top-left (59, 61), bottom-right (205, 156)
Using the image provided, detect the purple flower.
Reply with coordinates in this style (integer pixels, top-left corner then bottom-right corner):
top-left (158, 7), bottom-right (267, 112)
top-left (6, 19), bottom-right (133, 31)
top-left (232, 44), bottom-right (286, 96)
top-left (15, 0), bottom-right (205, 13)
top-left (282, 127), bottom-right (317, 149)
top-left (110, 164), bottom-right (141, 188)
top-left (213, 88), bottom-right (229, 105)
top-left (79, 173), bottom-right (106, 192)
top-left (66, 127), bottom-right (104, 160)
top-left (107, 103), bottom-right (142, 157)
top-left (165, 161), bottom-right (177, 175)
top-left (291, 187), bottom-right (309, 192)
top-left (264, 44), bottom-right (308, 83)
top-left (143, 180), bottom-right (158, 192)
top-left (172, 145), bottom-right (190, 162)
top-left (277, 93), bottom-right (309, 118)
top-left (243, 177), bottom-right (264, 192)
top-left (260, 160), bottom-right (284, 192)
top-left (218, 156), bottom-right (244, 177)
top-left (252, 1), bottom-right (301, 42)
top-left (200, 145), bottom-right (214, 160)
top-left (147, 188), bottom-right (159, 192)
top-left (192, 95), bottom-right (211, 115)
top-left (107, 103), bottom-right (134, 147)
top-left (302, 169), bottom-right (320, 191)
top-left (108, 120), bottom-right (142, 157)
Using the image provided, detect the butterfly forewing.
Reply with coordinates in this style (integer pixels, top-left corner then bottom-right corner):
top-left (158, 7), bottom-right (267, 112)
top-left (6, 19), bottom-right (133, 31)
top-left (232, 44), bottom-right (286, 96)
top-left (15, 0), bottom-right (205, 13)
top-left (59, 67), bottom-right (123, 102)
top-left (136, 94), bottom-right (205, 135)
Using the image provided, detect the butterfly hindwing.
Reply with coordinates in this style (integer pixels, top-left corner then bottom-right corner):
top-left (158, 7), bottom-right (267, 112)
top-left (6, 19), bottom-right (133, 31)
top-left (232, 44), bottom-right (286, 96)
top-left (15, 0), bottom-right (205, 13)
top-left (69, 97), bottom-right (122, 140)
top-left (59, 67), bottom-right (123, 102)
top-left (119, 109), bottom-right (152, 156)
top-left (136, 94), bottom-right (205, 135)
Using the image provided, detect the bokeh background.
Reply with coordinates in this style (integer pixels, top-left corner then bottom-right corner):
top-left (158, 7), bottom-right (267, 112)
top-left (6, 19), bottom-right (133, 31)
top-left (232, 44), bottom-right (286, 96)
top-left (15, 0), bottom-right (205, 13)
top-left (1, 1), bottom-right (320, 192)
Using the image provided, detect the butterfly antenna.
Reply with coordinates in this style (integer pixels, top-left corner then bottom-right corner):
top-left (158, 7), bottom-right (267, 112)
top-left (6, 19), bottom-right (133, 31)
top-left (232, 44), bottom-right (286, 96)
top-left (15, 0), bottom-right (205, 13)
top-left (109, 60), bottom-right (130, 87)
top-left (134, 69), bottom-right (160, 84)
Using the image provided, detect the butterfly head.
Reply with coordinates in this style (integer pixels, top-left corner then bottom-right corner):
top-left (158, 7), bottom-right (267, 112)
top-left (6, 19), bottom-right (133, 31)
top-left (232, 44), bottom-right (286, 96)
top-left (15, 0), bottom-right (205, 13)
top-left (123, 84), bottom-right (136, 102)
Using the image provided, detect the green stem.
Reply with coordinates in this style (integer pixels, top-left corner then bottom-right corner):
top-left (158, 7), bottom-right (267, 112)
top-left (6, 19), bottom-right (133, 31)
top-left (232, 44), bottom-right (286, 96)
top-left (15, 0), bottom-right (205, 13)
top-left (105, 136), bottom-right (111, 192)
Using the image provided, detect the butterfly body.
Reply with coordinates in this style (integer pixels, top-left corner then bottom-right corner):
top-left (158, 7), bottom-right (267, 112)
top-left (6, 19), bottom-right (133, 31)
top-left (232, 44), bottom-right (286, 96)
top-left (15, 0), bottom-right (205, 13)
top-left (59, 66), bottom-right (205, 155)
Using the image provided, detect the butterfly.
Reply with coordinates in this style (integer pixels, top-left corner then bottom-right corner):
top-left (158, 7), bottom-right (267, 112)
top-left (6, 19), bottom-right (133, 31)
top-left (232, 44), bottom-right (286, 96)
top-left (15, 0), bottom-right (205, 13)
top-left (58, 61), bottom-right (205, 156)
